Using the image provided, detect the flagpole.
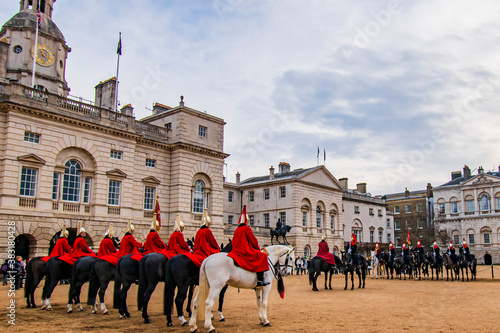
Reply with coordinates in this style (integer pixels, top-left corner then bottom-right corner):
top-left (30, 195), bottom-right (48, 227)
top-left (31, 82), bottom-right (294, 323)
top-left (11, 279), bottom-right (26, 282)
top-left (115, 32), bottom-right (121, 112)
top-left (31, 0), bottom-right (40, 89)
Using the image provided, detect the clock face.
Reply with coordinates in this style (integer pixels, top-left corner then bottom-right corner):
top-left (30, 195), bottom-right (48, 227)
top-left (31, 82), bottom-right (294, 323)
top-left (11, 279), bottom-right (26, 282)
top-left (31, 43), bottom-right (55, 67)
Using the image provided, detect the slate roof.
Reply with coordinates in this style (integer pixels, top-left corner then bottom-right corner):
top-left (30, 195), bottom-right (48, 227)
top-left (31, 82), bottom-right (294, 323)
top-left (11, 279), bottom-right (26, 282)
top-left (2, 10), bottom-right (65, 41)
top-left (239, 166), bottom-right (319, 186)
top-left (437, 171), bottom-right (500, 188)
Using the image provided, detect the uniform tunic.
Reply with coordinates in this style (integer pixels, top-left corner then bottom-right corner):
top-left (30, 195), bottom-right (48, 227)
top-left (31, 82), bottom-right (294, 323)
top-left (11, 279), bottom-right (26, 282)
top-left (315, 240), bottom-right (336, 265)
top-left (227, 224), bottom-right (269, 272)
top-left (183, 226), bottom-right (220, 267)
top-left (59, 236), bottom-right (96, 265)
top-left (118, 233), bottom-right (142, 257)
top-left (41, 237), bottom-right (72, 262)
top-left (97, 237), bottom-right (119, 266)
top-left (164, 230), bottom-right (191, 259)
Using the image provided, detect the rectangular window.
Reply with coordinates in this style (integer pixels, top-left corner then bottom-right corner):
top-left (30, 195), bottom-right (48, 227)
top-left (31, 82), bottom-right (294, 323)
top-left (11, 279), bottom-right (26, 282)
top-left (108, 180), bottom-right (121, 206)
top-left (379, 231), bottom-right (383, 243)
top-left (439, 203), bottom-right (445, 214)
top-left (198, 125), bottom-right (207, 138)
top-left (249, 191), bottom-right (254, 202)
top-left (165, 122), bottom-right (172, 131)
top-left (24, 131), bottom-right (40, 143)
top-left (354, 230), bottom-right (361, 241)
top-left (387, 233), bottom-right (391, 243)
top-left (484, 233), bottom-right (490, 244)
top-left (354, 206), bottom-right (360, 214)
top-left (395, 237), bottom-right (400, 248)
top-left (387, 219), bottom-right (391, 229)
top-left (264, 189), bottom-right (270, 200)
top-left (110, 150), bottom-right (122, 160)
top-left (497, 198), bottom-right (500, 210)
top-left (394, 221), bottom-right (400, 230)
top-left (405, 205), bottom-right (411, 213)
top-left (52, 172), bottom-right (60, 200)
top-left (302, 211), bottom-right (307, 227)
top-left (280, 212), bottom-right (286, 225)
top-left (466, 200), bottom-right (474, 212)
top-left (228, 215), bottom-right (233, 225)
top-left (370, 230), bottom-right (374, 243)
top-left (369, 208), bottom-right (374, 216)
top-left (83, 177), bottom-right (91, 204)
top-left (406, 221), bottom-right (411, 229)
top-left (144, 186), bottom-right (155, 210)
top-left (280, 186), bottom-right (286, 198)
top-left (228, 191), bottom-right (233, 203)
top-left (394, 206), bottom-right (400, 214)
top-left (452, 202), bottom-right (458, 213)
top-left (145, 159), bottom-right (156, 167)
top-left (416, 204), bottom-right (423, 213)
top-left (453, 235), bottom-right (459, 245)
top-left (249, 215), bottom-right (254, 226)
top-left (330, 215), bottom-right (335, 230)
top-left (264, 213), bottom-right (270, 228)
top-left (20, 167), bottom-right (37, 197)
top-left (469, 234), bottom-right (475, 244)
top-left (378, 209), bottom-right (382, 217)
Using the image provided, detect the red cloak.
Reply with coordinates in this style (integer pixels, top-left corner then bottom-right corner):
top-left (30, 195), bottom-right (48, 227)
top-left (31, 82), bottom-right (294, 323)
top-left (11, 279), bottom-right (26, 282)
top-left (58, 236), bottom-right (96, 265)
top-left (164, 231), bottom-right (191, 259)
top-left (97, 237), bottom-right (118, 257)
top-left (118, 233), bottom-right (142, 257)
top-left (315, 240), bottom-right (335, 265)
top-left (227, 224), bottom-right (269, 272)
top-left (131, 231), bottom-right (166, 261)
top-left (41, 238), bottom-right (72, 262)
top-left (183, 226), bottom-right (220, 267)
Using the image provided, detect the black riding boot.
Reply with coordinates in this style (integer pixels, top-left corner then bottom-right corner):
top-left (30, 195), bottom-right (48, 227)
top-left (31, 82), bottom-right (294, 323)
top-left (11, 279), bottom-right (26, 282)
top-left (256, 271), bottom-right (269, 287)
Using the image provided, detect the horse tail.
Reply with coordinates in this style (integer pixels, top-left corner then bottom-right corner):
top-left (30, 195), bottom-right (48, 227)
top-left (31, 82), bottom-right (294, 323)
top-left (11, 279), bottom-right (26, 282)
top-left (137, 255), bottom-right (148, 310)
top-left (113, 258), bottom-right (122, 309)
top-left (277, 274), bottom-right (285, 299)
top-left (308, 259), bottom-right (315, 286)
top-left (24, 258), bottom-right (35, 298)
top-left (164, 258), bottom-right (174, 316)
top-left (87, 259), bottom-right (99, 306)
top-left (196, 258), bottom-right (209, 322)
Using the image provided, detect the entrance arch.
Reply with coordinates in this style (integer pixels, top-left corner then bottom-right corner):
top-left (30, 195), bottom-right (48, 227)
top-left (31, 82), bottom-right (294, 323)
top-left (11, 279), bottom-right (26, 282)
top-left (14, 234), bottom-right (36, 260)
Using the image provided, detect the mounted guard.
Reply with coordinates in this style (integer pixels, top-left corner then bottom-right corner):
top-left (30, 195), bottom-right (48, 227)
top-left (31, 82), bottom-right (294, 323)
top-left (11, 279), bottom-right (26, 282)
top-left (118, 219), bottom-right (143, 257)
top-left (58, 222), bottom-right (96, 265)
top-left (316, 231), bottom-right (335, 265)
top-left (183, 209), bottom-right (220, 267)
top-left (41, 224), bottom-right (72, 262)
top-left (164, 214), bottom-right (192, 259)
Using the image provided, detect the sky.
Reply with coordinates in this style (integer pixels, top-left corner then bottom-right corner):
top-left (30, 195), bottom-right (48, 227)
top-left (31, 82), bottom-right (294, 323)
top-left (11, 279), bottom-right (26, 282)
top-left (2, 0), bottom-right (499, 195)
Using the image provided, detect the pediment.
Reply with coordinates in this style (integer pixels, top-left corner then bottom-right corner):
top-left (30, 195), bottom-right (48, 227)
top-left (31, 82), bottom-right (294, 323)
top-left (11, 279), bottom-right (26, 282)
top-left (142, 176), bottom-right (160, 185)
top-left (462, 173), bottom-right (499, 187)
top-left (17, 153), bottom-right (46, 165)
top-left (106, 169), bottom-right (127, 178)
top-left (298, 166), bottom-right (344, 192)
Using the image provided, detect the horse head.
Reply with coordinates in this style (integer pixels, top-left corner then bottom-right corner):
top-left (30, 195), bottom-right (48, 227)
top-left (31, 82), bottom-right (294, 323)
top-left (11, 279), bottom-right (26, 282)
top-left (266, 245), bottom-right (295, 276)
top-left (112, 236), bottom-right (121, 249)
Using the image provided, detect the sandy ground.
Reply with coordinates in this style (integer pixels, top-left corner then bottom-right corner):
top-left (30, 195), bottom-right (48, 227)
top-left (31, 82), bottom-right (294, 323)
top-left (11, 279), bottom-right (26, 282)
top-left (1, 266), bottom-right (500, 333)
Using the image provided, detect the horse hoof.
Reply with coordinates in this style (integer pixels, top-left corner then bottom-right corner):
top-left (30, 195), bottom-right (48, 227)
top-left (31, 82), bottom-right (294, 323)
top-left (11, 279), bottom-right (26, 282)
top-left (312, 288), bottom-right (319, 292)
top-left (67, 310), bottom-right (73, 314)
top-left (208, 329), bottom-right (216, 333)
top-left (103, 310), bottom-right (109, 315)
top-left (263, 322), bottom-right (272, 327)
top-left (26, 304), bottom-right (32, 309)
top-left (144, 317), bottom-right (151, 324)
top-left (40, 305), bottom-right (47, 310)
top-left (219, 318), bottom-right (226, 322)
top-left (46, 305), bottom-right (53, 311)
top-left (167, 322), bottom-right (173, 327)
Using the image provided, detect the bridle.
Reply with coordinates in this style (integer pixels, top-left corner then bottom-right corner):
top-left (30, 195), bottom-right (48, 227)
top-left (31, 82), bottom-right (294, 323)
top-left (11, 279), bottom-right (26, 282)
top-left (269, 247), bottom-right (295, 279)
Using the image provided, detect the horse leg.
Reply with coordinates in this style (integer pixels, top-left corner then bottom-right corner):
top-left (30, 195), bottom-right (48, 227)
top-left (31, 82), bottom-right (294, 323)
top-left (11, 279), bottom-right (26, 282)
top-left (44, 277), bottom-right (59, 311)
top-left (175, 284), bottom-right (189, 326)
top-left (258, 287), bottom-right (272, 326)
top-left (120, 280), bottom-right (132, 318)
top-left (350, 271), bottom-right (354, 290)
top-left (217, 285), bottom-right (228, 321)
top-left (74, 280), bottom-right (85, 312)
top-left (357, 268), bottom-right (362, 289)
top-left (204, 288), bottom-right (221, 333)
top-left (142, 280), bottom-right (159, 324)
top-left (98, 280), bottom-right (110, 314)
top-left (312, 271), bottom-right (319, 291)
top-left (186, 284), bottom-right (194, 318)
top-left (328, 269), bottom-right (333, 290)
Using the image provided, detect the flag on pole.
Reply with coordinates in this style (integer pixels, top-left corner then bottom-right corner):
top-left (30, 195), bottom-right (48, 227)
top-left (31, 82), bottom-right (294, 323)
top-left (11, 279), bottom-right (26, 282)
top-left (37, 8), bottom-right (41, 29)
top-left (117, 33), bottom-right (122, 55)
top-left (317, 146), bottom-right (320, 158)
top-left (154, 195), bottom-right (161, 227)
top-left (323, 148), bottom-right (326, 163)
top-left (407, 229), bottom-right (411, 245)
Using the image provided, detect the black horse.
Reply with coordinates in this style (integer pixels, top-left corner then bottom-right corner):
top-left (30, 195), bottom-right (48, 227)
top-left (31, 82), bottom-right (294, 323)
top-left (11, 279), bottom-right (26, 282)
top-left (270, 225), bottom-right (292, 245)
top-left (341, 251), bottom-right (366, 290)
top-left (164, 241), bottom-right (232, 326)
top-left (457, 249), bottom-right (477, 282)
top-left (411, 250), bottom-right (424, 280)
top-left (114, 254), bottom-right (140, 318)
top-left (308, 255), bottom-right (342, 291)
top-left (40, 257), bottom-right (73, 310)
top-left (24, 256), bottom-right (46, 308)
top-left (425, 253), bottom-right (443, 281)
top-left (87, 258), bottom-right (116, 314)
top-left (380, 252), bottom-right (394, 280)
top-left (442, 253), bottom-right (458, 281)
top-left (139, 252), bottom-right (169, 324)
top-left (67, 256), bottom-right (97, 313)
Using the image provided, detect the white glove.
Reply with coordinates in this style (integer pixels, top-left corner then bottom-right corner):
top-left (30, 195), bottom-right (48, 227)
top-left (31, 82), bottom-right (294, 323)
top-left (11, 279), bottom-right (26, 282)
top-left (348, 249), bottom-right (351, 254)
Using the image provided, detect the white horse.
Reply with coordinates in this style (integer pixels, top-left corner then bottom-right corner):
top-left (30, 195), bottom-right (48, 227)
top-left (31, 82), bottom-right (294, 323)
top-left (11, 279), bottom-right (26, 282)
top-left (371, 251), bottom-right (381, 279)
top-left (189, 244), bottom-right (295, 333)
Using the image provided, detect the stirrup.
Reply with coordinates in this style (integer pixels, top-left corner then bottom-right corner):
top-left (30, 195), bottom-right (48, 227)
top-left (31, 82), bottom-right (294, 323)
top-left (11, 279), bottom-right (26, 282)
top-left (256, 280), bottom-right (270, 287)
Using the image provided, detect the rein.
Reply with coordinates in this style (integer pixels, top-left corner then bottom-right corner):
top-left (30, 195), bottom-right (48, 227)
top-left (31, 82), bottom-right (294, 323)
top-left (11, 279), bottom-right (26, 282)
top-left (268, 249), bottom-right (293, 280)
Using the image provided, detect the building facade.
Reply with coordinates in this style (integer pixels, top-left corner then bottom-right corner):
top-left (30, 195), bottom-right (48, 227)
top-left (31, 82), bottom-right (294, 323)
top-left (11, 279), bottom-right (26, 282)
top-left (223, 162), bottom-right (345, 257)
top-left (340, 178), bottom-right (394, 256)
top-left (0, 2), bottom-right (227, 259)
top-left (433, 165), bottom-right (500, 264)
top-left (383, 184), bottom-right (434, 251)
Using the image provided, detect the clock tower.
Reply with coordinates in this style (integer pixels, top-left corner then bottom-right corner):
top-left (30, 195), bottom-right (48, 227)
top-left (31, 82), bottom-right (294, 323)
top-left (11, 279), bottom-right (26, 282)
top-left (0, 0), bottom-right (70, 96)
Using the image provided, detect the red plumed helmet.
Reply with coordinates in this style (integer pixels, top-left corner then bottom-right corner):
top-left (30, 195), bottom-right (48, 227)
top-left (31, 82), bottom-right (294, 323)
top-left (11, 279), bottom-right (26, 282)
top-left (350, 233), bottom-right (357, 245)
top-left (238, 205), bottom-right (248, 225)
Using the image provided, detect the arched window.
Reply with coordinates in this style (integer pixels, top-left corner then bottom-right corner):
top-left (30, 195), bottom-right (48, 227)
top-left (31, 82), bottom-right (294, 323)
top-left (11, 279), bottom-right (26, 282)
top-left (316, 206), bottom-right (322, 228)
top-left (481, 194), bottom-right (489, 211)
top-left (62, 160), bottom-right (81, 202)
top-left (193, 180), bottom-right (204, 213)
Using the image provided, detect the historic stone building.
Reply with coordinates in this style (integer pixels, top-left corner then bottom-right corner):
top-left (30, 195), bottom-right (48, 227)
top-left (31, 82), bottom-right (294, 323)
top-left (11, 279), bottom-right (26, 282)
top-left (0, 1), bottom-right (227, 258)
top-left (340, 178), bottom-right (394, 256)
top-left (433, 165), bottom-right (500, 264)
top-left (383, 184), bottom-right (434, 250)
top-left (223, 162), bottom-right (345, 257)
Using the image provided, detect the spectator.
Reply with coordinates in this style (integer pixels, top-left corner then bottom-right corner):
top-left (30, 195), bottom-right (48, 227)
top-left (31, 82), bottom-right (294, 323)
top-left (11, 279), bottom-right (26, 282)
top-left (14, 256), bottom-right (25, 290)
top-left (1, 259), bottom-right (8, 285)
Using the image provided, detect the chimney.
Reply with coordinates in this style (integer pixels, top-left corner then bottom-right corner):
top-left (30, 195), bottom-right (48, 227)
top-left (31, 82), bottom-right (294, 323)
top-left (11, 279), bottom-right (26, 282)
top-left (478, 166), bottom-right (484, 174)
top-left (463, 165), bottom-right (471, 180)
top-left (339, 177), bottom-right (348, 189)
top-left (278, 162), bottom-right (290, 174)
top-left (405, 188), bottom-right (410, 197)
top-left (451, 171), bottom-right (462, 180)
top-left (236, 172), bottom-right (240, 184)
top-left (356, 183), bottom-right (367, 194)
top-left (120, 104), bottom-right (134, 116)
top-left (152, 102), bottom-right (171, 115)
top-left (269, 166), bottom-right (275, 179)
top-left (94, 77), bottom-right (117, 110)
top-left (426, 183), bottom-right (433, 197)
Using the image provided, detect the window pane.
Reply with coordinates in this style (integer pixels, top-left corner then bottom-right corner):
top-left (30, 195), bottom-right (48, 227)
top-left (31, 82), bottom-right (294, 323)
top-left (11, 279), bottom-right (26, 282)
top-left (316, 206), bottom-right (321, 228)
top-left (108, 180), bottom-right (121, 206)
top-left (469, 234), bottom-right (475, 244)
top-left (484, 233), bottom-right (490, 244)
top-left (145, 159), bottom-right (156, 167)
top-left (144, 186), bottom-right (155, 210)
top-left (62, 160), bottom-right (81, 202)
top-left (83, 177), bottom-right (91, 204)
top-left (193, 180), bottom-right (204, 213)
top-left (264, 213), bottom-right (270, 228)
top-left (20, 167), bottom-right (37, 197)
top-left (280, 212), bottom-right (286, 225)
top-left (52, 172), bottom-right (59, 200)
top-left (302, 211), bottom-right (307, 227)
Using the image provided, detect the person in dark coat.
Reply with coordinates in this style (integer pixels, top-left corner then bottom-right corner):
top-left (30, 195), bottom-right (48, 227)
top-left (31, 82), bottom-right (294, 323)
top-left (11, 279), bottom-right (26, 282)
top-left (448, 240), bottom-right (458, 264)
